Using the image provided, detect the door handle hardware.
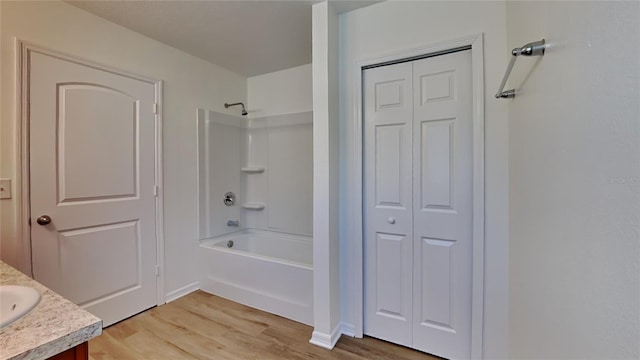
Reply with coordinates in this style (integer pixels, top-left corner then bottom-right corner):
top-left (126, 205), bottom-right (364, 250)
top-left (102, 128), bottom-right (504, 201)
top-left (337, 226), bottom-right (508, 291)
top-left (36, 215), bottom-right (52, 226)
top-left (388, 217), bottom-right (396, 224)
top-left (224, 192), bottom-right (236, 206)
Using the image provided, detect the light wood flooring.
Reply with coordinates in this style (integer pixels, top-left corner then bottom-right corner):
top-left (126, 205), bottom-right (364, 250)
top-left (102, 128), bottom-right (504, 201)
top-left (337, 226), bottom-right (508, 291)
top-left (89, 290), bottom-right (441, 360)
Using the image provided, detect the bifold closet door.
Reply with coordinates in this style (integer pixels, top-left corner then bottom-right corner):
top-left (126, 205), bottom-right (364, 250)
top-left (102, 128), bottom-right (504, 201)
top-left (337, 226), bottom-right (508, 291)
top-left (363, 61), bottom-right (414, 347)
top-left (411, 50), bottom-right (473, 359)
top-left (363, 49), bottom-right (473, 360)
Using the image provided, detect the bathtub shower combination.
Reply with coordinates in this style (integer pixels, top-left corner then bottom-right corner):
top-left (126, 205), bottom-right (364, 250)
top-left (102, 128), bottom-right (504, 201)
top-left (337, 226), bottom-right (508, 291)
top-left (199, 230), bottom-right (313, 325)
top-left (197, 108), bottom-right (314, 325)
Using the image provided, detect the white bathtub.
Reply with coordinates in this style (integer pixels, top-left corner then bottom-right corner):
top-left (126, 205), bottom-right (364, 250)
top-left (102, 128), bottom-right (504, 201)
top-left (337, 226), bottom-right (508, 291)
top-left (198, 230), bottom-right (313, 325)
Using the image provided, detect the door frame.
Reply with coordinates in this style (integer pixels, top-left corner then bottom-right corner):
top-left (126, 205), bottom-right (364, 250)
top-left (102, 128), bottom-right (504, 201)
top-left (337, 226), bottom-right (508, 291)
top-left (349, 33), bottom-right (485, 358)
top-left (15, 40), bottom-right (166, 306)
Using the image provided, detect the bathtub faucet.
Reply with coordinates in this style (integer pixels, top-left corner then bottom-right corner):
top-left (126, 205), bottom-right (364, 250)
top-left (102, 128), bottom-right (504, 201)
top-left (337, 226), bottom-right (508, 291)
top-left (227, 220), bottom-right (239, 227)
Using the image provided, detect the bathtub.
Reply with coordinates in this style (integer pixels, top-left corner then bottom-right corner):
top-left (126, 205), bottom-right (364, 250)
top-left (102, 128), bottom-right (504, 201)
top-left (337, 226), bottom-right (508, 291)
top-left (198, 229), bottom-right (313, 325)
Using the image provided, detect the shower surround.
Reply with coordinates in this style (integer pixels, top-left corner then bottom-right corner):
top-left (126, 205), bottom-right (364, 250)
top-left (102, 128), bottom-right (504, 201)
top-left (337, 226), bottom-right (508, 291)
top-left (197, 108), bottom-right (313, 324)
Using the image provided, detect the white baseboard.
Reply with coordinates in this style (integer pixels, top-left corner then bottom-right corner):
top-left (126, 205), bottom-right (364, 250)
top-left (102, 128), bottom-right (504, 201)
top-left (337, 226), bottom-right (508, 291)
top-left (165, 281), bottom-right (199, 303)
top-left (309, 323), bottom-right (342, 350)
top-left (341, 322), bottom-right (356, 337)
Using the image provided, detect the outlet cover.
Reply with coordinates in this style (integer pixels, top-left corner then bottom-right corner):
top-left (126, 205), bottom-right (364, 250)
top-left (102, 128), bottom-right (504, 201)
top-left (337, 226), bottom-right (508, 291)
top-left (0, 179), bottom-right (11, 199)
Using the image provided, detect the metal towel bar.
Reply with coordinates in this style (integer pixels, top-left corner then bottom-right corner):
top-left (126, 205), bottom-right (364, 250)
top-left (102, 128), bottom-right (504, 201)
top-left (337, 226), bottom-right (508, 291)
top-left (495, 39), bottom-right (546, 99)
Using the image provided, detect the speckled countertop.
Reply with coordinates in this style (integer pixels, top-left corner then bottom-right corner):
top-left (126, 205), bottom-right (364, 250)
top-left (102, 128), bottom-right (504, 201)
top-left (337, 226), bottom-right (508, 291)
top-left (0, 261), bottom-right (102, 360)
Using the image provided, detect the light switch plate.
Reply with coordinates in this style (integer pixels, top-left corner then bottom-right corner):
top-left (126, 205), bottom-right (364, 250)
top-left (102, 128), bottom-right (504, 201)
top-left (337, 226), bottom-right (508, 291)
top-left (0, 179), bottom-right (11, 199)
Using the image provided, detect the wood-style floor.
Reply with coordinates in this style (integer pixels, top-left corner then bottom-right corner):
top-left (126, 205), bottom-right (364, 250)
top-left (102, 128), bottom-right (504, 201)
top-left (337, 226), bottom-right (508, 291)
top-left (89, 291), bottom-right (440, 360)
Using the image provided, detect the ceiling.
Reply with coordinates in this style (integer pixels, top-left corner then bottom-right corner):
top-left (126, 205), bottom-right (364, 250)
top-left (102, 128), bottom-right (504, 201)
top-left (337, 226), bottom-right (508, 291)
top-left (67, 0), bottom-right (380, 77)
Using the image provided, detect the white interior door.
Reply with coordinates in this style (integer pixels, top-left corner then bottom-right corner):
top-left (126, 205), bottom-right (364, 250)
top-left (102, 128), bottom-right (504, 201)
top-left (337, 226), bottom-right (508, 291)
top-left (363, 49), bottom-right (473, 359)
top-left (29, 50), bottom-right (158, 326)
top-left (411, 51), bottom-right (473, 359)
top-left (363, 61), bottom-right (414, 347)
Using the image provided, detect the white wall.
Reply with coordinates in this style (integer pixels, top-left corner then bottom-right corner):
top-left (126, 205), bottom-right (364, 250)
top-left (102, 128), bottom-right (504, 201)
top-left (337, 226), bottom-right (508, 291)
top-left (248, 64), bottom-right (312, 118)
top-left (338, 1), bottom-right (509, 357)
top-left (0, 1), bottom-right (247, 299)
top-left (507, 2), bottom-right (640, 358)
top-left (246, 65), bottom-right (313, 236)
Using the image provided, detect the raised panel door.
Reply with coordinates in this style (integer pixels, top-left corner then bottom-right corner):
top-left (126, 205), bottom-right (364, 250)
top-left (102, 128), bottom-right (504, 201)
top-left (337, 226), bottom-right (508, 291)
top-left (363, 49), bottom-right (473, 359)
top-left (363, 62), bottom-right (413, 346)
top-left (29, 50), bottom-right (158, 326)
top-left (412, 50), bottom-right (473, 359)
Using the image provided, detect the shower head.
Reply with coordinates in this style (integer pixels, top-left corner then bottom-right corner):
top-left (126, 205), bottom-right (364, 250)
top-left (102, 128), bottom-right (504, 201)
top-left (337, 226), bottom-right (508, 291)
top-left (224, 102), bottom-right (248, 116)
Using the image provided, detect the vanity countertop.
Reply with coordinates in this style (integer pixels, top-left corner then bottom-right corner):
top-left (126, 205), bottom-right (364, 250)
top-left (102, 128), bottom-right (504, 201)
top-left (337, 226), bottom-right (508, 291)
top-left (0, 261), bottom-right (102, 360)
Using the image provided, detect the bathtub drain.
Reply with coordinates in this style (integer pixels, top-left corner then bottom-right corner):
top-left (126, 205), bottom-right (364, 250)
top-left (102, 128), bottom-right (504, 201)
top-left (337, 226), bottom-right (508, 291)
top-left (226, 240), bottom-right (234, 248)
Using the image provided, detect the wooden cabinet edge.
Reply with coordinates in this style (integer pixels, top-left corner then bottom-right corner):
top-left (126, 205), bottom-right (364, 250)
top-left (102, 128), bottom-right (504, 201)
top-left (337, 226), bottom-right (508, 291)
top-left (48, 341), bottom-right (88, 360)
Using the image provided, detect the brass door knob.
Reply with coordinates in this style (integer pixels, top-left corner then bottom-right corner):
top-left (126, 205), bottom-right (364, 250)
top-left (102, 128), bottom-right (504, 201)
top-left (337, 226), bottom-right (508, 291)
top-left (36, 215), bottom-right (52, 225)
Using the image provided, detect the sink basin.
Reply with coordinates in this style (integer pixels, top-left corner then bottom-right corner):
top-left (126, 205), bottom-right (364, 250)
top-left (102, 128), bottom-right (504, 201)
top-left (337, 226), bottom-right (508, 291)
top-left (0, 285), bottom-right (41, 329)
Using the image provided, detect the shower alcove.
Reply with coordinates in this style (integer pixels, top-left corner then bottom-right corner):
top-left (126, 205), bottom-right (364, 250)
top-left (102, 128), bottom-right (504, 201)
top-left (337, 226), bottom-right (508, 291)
top-left (196, 107), bottom-right (314, 325)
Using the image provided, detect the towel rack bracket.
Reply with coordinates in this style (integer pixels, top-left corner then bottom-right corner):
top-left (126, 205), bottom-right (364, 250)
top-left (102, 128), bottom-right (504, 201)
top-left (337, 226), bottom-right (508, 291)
top-left (496, 89), bottom-right (516, 99)
top-left (495, 39), bottom-right (546, 100)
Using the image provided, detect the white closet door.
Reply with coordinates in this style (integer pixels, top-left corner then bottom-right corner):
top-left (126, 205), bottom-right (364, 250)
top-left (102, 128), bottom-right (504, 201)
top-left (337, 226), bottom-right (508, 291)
top-left (363, 49), bottom-right (473, 359)
top-left (412, 50), bottom-right (473, 359)
top-left (363, 62), bottom-right (414, 347)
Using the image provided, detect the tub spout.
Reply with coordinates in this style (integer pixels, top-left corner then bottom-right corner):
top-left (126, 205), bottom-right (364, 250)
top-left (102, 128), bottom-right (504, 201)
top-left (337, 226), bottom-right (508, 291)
top-left (227, 220), bottom-right (239, 227)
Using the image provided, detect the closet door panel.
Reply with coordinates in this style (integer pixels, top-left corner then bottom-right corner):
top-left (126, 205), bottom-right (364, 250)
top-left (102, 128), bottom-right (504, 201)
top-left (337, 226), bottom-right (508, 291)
top-left (363, 61), bottom-right (414, 347)
top-left (412, 50), bottom-right (473, 360)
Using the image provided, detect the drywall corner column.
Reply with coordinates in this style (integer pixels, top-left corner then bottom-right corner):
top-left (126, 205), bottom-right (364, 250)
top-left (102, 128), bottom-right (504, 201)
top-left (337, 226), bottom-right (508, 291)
top-left (310, 1), bottom-right (341, 350)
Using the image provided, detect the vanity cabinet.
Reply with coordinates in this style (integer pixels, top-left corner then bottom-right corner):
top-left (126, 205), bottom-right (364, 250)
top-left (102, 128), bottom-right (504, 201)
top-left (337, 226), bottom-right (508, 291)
top-left (48, 342), bottom-right (88, 360)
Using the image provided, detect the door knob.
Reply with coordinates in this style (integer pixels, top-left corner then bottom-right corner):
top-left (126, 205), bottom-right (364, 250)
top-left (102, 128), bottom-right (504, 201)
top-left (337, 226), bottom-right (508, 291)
top-left (388, 217), bottom-right (396, 224)
top-left (224, 192), bottom-right (236, 206)
top-left (36, 215), bottom-right (52, 226)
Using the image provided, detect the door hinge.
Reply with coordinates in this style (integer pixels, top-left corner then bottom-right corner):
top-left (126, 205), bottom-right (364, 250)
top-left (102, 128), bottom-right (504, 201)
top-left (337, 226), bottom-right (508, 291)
top-left (28, 218), bottom-right (31, 226)
top-left (153, 185), bottom-right (158, 197)
top-left (153, 103), bottom-right (158, 114)
top-left (155, 265), bottom-right (160, 277)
